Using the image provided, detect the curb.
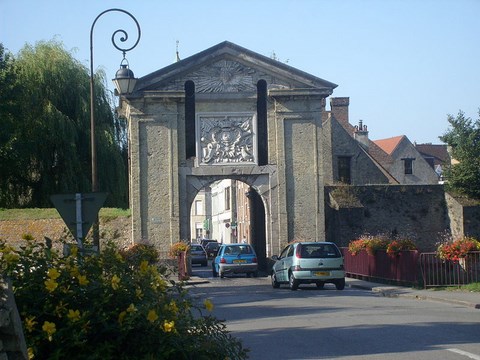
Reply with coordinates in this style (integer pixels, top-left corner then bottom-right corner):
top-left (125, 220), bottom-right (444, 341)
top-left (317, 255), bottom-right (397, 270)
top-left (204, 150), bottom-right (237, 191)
top-left (349, 283), bottom-right (480, 310)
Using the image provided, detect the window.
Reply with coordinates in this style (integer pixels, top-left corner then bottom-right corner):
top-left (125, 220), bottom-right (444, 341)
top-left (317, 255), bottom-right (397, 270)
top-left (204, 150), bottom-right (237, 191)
top-left (224, 186), bottom-right (231, 210)
top-left (402, 158), bottom-right (414, 175)
top-left (195, 200), bottom-right (203, 215)
top-left (195, 222), bottom-right (203, 239)
top-left (338, 156), bottom-right (351, 184)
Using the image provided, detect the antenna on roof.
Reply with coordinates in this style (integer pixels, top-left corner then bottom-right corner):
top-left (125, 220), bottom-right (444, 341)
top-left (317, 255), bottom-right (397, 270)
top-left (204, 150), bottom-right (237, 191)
top-left (176, 40), bottom-right (180, 62)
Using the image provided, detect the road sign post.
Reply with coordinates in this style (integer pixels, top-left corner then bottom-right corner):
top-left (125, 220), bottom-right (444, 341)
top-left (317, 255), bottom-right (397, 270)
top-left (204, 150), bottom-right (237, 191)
top-left (51, 192), bottom-right (107, 250)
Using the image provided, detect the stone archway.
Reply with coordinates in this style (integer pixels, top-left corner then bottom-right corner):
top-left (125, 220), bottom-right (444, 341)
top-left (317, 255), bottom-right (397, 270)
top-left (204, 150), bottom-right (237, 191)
top-left (182, 171), bottom-right (272, 269)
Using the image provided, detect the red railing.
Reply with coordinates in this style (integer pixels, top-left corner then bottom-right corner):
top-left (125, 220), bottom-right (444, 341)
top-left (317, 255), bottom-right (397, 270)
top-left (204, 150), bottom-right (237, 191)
top-left (341, 248), bottom-right (419, 285)
top-left (420, 251), bottom-right (480, 288)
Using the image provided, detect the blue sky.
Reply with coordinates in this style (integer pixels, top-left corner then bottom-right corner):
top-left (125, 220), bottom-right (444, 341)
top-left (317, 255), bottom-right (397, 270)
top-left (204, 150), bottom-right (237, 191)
top-left (2, 0), bottom-right (479, 144)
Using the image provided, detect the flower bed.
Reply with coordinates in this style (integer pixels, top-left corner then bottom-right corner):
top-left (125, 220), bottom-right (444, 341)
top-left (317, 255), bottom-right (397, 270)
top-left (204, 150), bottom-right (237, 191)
top-left (436, 236), bottom-right (480, 262)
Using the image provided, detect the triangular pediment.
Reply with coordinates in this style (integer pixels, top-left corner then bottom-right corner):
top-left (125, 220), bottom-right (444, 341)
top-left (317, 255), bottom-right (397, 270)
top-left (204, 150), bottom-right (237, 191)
top-left (135, 41), bottom-right (337, 93)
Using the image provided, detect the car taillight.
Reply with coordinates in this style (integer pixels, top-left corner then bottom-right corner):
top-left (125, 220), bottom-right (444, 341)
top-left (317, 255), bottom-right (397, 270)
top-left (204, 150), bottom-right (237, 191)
top-left (252, 257), bottom-right (257, 263)
top-left (292, 265), bottom-right (302, 271)
top-left (295, 244), bottom-right (302, 258)
top-left (220, 257), bottom-right (226, 264)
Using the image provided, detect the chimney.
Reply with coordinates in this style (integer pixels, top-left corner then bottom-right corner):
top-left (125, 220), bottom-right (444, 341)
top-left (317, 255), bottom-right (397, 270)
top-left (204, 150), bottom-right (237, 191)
top-left (354, 119), bottom-right (369, 149)
top-left (321, 98), bottom-right (329, 122)
top-left (330, 97), bottom-right (349, 127)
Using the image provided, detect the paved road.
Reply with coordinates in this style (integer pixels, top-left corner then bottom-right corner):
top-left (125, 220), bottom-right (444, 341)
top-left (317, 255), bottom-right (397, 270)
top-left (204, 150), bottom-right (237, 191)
top-left (188, 264), bottom-right (480, 360)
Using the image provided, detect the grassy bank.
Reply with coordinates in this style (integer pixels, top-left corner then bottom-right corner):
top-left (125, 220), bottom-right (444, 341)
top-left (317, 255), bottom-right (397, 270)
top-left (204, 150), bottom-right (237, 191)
top-left (0, 208), bottom-right (130, 220)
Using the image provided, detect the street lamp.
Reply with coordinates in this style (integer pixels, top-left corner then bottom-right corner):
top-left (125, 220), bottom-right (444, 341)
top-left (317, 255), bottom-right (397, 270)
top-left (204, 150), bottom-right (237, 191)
top-left (90, 8), bottom-right (141, 248)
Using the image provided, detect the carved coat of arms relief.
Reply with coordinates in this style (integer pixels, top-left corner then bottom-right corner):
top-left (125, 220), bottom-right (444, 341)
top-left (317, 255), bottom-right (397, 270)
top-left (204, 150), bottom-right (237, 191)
top-left (198, 114), bottom-right (256, 165)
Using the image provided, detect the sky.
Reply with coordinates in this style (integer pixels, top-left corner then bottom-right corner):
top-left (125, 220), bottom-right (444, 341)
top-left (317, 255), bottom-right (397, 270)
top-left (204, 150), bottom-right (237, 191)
top-left (1, 0), bottom-right (479, 145)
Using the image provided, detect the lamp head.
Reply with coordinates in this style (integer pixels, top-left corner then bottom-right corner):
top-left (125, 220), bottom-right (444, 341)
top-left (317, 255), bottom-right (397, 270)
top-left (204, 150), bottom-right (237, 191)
top-left (113, 58), bottom-right (137, 95)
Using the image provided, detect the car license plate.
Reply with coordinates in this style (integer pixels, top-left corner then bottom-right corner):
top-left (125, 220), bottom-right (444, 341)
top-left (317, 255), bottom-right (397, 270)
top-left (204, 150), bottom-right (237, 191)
top-left (314, 271), bottom-right (330, 276)
top-left (233, 259), bottom-right (246, 264)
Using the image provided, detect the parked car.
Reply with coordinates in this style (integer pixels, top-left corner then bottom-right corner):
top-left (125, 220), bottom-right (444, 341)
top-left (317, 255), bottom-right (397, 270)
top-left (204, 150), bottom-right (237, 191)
top-left (212, 243), bottom-right (258, 278)
top-left (271, 242), bottom-right (345, 290)
top-left (190, 244), bottom-right (208, 267)
top-left (204, 241), bottom-right (220, 259)
top-left (200, 239), bottom-right (217, 249)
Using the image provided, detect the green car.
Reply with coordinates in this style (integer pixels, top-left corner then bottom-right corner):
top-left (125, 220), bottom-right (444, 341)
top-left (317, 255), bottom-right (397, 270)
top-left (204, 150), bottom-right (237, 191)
top-left (271, 242), bottom-right (345, 290)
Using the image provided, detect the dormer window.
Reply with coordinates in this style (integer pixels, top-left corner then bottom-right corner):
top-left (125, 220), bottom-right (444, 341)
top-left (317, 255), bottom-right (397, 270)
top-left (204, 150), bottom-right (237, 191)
top-left (402, 158), bottom-right (415, 175)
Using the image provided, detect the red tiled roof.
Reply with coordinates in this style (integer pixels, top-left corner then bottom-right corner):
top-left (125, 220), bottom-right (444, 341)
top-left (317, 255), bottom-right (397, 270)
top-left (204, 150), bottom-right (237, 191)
top-left (373, 136), bottom-right (406, 155)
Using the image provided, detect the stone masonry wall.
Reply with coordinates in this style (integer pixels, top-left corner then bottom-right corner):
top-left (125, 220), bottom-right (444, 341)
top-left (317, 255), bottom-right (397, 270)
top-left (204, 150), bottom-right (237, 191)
top-left (445, 193), bottom-right (480, 240)
top-left (325, 185), bottom-right (451, 251)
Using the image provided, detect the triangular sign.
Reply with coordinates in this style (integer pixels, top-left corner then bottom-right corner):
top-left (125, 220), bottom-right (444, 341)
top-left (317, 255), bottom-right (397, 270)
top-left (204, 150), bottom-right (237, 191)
top-left (50, 192), bottom-right (108, 239)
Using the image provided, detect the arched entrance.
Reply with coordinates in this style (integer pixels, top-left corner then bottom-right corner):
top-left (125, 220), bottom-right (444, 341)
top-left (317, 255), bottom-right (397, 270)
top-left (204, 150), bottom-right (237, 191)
top-left (186, 176), bottom-right (269, 270)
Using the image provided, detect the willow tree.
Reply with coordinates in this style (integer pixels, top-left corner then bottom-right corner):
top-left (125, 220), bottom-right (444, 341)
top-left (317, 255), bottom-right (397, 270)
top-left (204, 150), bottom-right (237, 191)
top-left (0, 41), bottom-right (128, 208)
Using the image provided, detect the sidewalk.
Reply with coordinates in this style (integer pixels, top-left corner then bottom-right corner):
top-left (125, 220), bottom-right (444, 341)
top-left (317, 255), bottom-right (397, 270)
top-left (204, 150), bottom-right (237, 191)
top-left (346, 277), bottom-right (480, 310)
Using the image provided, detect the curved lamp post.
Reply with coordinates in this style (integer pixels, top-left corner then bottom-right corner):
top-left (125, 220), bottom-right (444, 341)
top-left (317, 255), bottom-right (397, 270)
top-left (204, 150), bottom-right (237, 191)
top-left (90, 8), bottom-right (141, 247)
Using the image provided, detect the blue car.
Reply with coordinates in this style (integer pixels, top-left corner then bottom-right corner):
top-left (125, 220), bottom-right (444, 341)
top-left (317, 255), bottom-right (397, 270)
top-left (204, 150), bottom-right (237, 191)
top-left (212, 243), bottom-right (258, 278)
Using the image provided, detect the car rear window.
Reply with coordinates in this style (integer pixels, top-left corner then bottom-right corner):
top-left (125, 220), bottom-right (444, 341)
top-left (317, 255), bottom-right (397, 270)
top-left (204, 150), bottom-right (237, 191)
top-left (191, 245), bottom-right (203, 251)
top-left (299, 244), bottom-right (340, 258)
top-left (224, 245), bottom-right (253, 255)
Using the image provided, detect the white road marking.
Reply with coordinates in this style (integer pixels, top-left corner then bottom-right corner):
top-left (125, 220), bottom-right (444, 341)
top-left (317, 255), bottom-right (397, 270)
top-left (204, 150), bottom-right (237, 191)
top-left (447, 348), bottom-right (480, 360)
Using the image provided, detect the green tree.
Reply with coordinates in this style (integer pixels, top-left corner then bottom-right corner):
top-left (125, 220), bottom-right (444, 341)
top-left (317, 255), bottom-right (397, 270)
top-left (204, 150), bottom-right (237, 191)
top-left (440, 110), bottom-right (480, 199)
top-left (0, 44), bottom-right (22, 207)
top-left (0, 41), bottom-right (128, 208)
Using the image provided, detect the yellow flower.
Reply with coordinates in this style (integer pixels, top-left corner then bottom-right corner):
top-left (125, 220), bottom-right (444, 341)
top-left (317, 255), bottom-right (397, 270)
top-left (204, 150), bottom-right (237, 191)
top-left (44, 278), bottom-right (58, 292)
top-left (4, 252), bottom-right (19, 264)
top-left (70, 266), bottom-right (80, 278)
top-left (135, 288), bottom-right (144, 300)
top-left (163, 320), bottom-right (175, 332)
top-left (147, 309), bottom-right (158, 323)
top-left (77, 274), bottom-right (89, 286)
top-left (55, 301), bottom-right (68, 317)
top-left (139, 260), bottom-right (149, 274)
top-left (25, 316), bottom-right (37, 332)
top-left (47, 268), bottom-right (60, 280)
top-left (167, 300), bottom-right (178, 314)
top-left (70, 245), bottom-right (78, 257)
top-left (204, 298), bottom-right (214, 312)
top-left (42, 321), bottom-right (56, 341)
top-left (67, 309), bottom-right (81, 322)
top-left (111, 275), bottom-right (121, 290)
top-left (28, 347), bottom-right (35, 359)
top-left (127, 303), bottom-right (137, 313)
top-left (151, 274), bottom-right (166, 291)
top-left (118, 311), bottom-right (127, 325)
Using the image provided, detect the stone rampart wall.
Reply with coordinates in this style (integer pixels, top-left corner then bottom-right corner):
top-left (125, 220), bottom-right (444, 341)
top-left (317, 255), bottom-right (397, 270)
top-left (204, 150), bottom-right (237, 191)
top-left (325, 185), bottom-right (453, 251)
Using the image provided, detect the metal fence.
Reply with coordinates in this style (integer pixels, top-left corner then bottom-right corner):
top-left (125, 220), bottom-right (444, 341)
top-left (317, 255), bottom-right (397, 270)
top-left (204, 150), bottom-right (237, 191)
top-left (341, 248), bottom-right (419, 285)
top-left (419, 251), bottom-right (480, 288)
top-left (342, 248), bottom-right (480, 288)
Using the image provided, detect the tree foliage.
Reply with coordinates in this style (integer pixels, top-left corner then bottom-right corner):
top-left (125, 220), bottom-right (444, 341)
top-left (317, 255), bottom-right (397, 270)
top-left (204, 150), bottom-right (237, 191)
top-left (0, 41), bottom-right (128, 208)
top-left (440, 110), bottom-right (480, 199)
